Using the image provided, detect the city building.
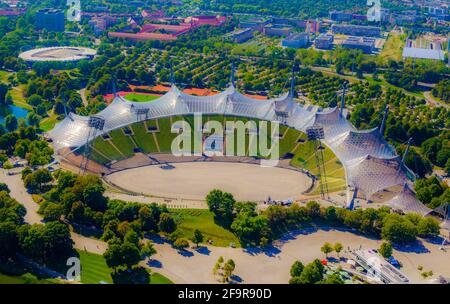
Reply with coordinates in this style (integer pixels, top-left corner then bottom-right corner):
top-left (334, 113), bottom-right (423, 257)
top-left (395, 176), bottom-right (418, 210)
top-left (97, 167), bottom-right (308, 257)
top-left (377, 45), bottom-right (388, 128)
top-left (263, 24), bottom-right (293, 37)
top-left (315, 34), bottom-right (334, 50)
top-left (342, 36), bottom-right (376, 54)
top-left (109, 15), bottom-right (226, 41)
top-left (35, 8), bottom-right (65, 32)
top-left (185, 15), bottom-right (227, 26)
top-left (331, 24), bottom-right (381, 37)
top-left (88, 15), bottom-right (118, 34)
top-left (329, 11), bottom-right (353, 22)
top-left (227, 28), bottom-right (253, 43)
top-left (329, 11), bottom-right (367, 22)
top-left (282, 33), bottom-right (309, 48)
top-left (238, 17), bottom-right (269, 32)
top-left (0, 8), bottom-right (25, 17)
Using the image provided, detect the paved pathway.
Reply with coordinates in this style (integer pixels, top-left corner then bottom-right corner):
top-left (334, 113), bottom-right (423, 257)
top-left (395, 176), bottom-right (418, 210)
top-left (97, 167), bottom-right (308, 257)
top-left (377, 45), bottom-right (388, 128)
top-left (423, 91), bottom-right (449, 109)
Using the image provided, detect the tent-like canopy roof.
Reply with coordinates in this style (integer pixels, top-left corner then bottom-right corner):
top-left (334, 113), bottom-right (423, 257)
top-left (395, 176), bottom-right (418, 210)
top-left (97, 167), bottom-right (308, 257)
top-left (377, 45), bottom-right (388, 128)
top-left (385, 183), bottom-right (432, 216)
top-left (49, 83), bottom-right (416, 202)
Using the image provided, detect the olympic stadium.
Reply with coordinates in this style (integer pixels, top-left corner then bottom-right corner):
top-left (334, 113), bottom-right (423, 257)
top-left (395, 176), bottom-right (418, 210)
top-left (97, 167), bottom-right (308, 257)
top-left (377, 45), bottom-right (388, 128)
top-left (19, 46), bottom-right (97, 62)
top-left (48, 71), bottom-right (432, 215)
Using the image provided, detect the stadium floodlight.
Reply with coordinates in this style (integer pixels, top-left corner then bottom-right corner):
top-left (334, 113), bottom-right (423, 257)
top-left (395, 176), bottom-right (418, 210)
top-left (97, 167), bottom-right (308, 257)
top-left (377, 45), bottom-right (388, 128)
top-left (306, 126), bottom-right (325, 141)
top-left (88, 116), bottom-right (105, 130)
top-left (306, 125), bottom-right (328, 199)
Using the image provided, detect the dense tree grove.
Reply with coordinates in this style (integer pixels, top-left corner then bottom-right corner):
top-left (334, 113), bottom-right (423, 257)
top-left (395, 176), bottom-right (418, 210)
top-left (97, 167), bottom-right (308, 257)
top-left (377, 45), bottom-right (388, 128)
top-left (206, 191), bottom-right (441, 247)
top-left (0, 186), bottom-right (75, 269)
top-left (432, 79), bottom-right (450, 104)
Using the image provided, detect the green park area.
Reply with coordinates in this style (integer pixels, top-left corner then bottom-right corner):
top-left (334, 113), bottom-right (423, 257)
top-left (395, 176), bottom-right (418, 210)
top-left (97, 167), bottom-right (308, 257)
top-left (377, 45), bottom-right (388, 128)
top-left (171, 209), bottom-right (241, 248)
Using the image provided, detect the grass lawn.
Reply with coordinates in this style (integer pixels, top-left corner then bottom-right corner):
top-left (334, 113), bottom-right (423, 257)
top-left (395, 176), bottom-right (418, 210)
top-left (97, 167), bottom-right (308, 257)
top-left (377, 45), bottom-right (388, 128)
top-left (77, 250), bottom-right (172, 284)
top-left (0, 70), bottom-right (10, 82)
top-left (170, 209), bottom-right (241, 248)
top-left (78, 250), bottom-right (113, 284)
top-left (92, 137), bottom-right (125, 161)
top-left (130, 122), bottom-right (159, 153)
top-left (0, 272), bottom-right (59, 284)
top-left (150, 272), bottom-right (174, 284)
top-left (379, 32), bottom-right (406, 64)
top-left (124, 93), bottom-right (160, 102)
top-left (39, 112), bottom-right (59, 131)
top-left (109, 129), bottom-right (136, 157)
top-left (9, 85), bottom-right (32, 110)
top-left (155, 117), bottom-right (178, 152)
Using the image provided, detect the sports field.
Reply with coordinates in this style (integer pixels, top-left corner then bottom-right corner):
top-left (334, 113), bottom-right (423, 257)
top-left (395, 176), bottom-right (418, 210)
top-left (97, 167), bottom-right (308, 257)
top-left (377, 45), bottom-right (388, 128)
top-left (107, 162), bottom-right (311, 201)
top-left (85, 115), bottom-right (346, 195)
top-left (124, 93), bottom-right (160, 102)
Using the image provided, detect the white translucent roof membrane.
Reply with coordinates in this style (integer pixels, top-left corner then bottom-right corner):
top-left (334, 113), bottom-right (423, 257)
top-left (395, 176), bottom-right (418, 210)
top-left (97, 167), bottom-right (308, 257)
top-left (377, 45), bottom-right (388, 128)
top-left (49, 113), bottom-right (91, 149)
top-left (330, 128), bottom-right (396, 162)
top-left (386, 183), bottom-right (432, 216)
top-left (314, 107), bottom-right (353, 140)
top-left (49, 83), bottom-right (418, 203)
top-left (441, 218), bottom-right (450, 231)
top-left (346, 155), bottom-right (407, 199)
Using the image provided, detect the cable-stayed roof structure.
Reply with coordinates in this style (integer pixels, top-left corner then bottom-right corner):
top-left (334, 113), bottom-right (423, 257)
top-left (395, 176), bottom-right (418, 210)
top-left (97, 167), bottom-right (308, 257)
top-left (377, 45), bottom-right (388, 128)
top-left (385, 183), bottom-right (432, 216)
top-left (49, 71), bottom-right (417, 204)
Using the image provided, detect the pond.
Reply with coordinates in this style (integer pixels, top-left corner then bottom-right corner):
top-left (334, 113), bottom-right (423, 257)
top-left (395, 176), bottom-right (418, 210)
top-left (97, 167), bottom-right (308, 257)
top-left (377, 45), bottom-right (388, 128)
top-left (0, 105), bottom-right (29, 124)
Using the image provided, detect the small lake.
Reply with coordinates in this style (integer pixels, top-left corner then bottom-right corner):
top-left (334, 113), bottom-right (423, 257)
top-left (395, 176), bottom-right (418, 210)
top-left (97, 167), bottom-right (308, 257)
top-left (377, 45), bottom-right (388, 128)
top-left (0, 105), bottom-right (29, 124)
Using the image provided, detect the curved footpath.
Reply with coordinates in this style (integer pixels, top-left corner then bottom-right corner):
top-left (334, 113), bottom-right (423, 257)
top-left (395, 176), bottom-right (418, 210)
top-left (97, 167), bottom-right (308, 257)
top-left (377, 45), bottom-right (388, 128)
top-left (1, 169), bottom-right (448, 284)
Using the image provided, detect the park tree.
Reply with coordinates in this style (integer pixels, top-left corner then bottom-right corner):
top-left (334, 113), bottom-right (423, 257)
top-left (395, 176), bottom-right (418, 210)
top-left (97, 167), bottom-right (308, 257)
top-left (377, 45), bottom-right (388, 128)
top-left (158, 213), bottom-right (176, 233)
top-left (416, 217), bottom-right (440, 237)
top-left (24, 168), bottom-right (53, 193)
top-left (206, 189), bottom-right (235, 227)
top-left (38, 201), bottom-right (64, 222)
top-left (0, 82), bottom-right (8, 105)
top-left (141, 240), bottom-right (157, 260)
top-left (378, 242), bottom-right (393, 258)
top-left (5, 115), bottom-right (17, 132)
top-left (290, 261), bottom-right (304, 278)
top-left (192, 229), bottom-right (204, 247)
top-left (298, 259), bottom-right (324, 284)
top-left (334, 243), bottom-right (343, 258)
top-left (318, 273), bottom-right (344, 284)
top-left (173, 238), bottom-right (189, 250)
top-left (223, 259), bottom-right (235, 282)
top-left (381, 214), bottom-right (418, 244)
top-left (0, 222), bottom-right (19, 258)
top-left (320, 242), bottom-right (333, 258)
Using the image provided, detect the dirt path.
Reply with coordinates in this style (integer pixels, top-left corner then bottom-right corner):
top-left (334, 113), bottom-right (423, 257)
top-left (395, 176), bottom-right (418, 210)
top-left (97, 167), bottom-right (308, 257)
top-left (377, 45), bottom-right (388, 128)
top-left (77, 88), bottom-right (88, 107)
